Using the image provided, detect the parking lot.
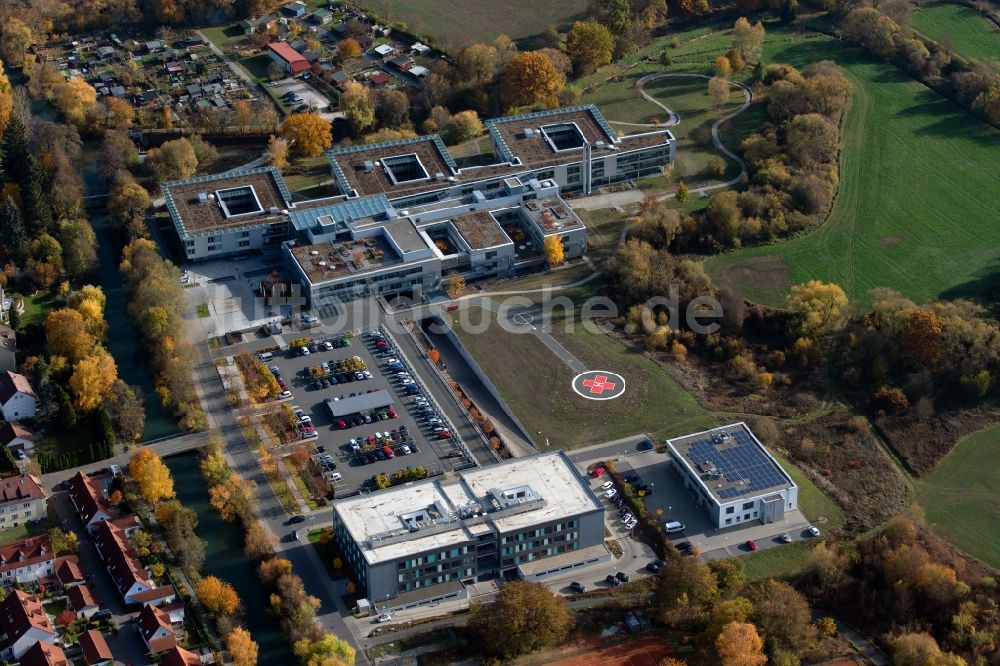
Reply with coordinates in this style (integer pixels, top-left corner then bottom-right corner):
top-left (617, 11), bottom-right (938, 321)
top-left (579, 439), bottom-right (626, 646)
top-left (610, 450), bottom-right (813, 558)
top-left (269, 77), bottom-right (333, 112)
top-left (261, 326), bottom-right (474, 495)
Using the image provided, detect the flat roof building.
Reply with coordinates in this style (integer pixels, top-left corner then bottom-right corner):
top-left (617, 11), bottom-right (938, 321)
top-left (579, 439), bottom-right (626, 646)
top-left (333, 451), bottom-right (608, 611)
top-left (325, 391), bottom-right (393, 418)
top-left (666, 423), bottom-right (798, 529)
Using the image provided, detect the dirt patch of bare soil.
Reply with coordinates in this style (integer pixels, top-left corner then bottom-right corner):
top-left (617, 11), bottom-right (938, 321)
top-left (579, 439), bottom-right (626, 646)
top-left (875, 406), bottom-right (1000, 475)
top-left (747, 410), bottom-right (911, 532)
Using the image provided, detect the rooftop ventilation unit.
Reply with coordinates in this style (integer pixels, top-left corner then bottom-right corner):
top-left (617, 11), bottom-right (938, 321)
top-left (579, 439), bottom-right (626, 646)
top-left (447, 176), bottom-right (457, 182)
top-left (434, 172), bottom-right (445, 181)
top-left (363, 160), bottom-right (374, 172)
top-left (595, 140), bottom-right (605, 149)
top-left (269, 207), bottom-right (280, 214)
top-left (310, 250), bottom-right (319, 256)
top-left (317, 261), bottom-right (327, 267)
top-left (398, 210), bottom-right (409, 216)
top-left (374, 161), bottom-right (381, 167)
top-left (523, 127), bottom-right (534, 138)
top-left (197, 192), bottom-right (208, 204)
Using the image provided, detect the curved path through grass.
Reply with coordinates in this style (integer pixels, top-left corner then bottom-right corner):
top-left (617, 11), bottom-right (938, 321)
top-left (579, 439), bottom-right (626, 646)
top-left (608, 73), bottom-right (753, 196)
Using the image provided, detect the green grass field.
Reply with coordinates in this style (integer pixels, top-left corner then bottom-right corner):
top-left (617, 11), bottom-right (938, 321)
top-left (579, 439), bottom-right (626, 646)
top-left (913, 3), bottom-right (1000, 67)
top-left (453, 305), bottom-right (716, 449)
top-left (353, 0), bottom-right (588, 49)
top-left (917, 424), bottom-right (1000, 569)
top-left (706, 35), bottom-right (1000, 307)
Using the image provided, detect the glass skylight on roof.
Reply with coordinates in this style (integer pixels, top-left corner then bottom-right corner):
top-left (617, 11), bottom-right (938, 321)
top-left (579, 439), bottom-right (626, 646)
top-left (215, 185), bottom-right (263, 217)
top-left (382, 153), bottom-right (430, 184)
top-left (540, 122), bottom-right (586, 152)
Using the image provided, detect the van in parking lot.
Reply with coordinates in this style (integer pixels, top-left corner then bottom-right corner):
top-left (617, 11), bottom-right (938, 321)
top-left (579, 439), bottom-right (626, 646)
top-left (664, 521), bottom-right (686, 533)
top-left (257, 351), bottom-right (273, 362)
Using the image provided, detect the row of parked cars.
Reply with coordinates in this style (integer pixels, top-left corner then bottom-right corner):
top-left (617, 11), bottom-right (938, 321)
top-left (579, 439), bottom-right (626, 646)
top-left (366, 330), bottom-right (454, 441)
top-left (600, 479), bottom-right (639, 530)
top-left (350, 427), bottom-right (420, 464)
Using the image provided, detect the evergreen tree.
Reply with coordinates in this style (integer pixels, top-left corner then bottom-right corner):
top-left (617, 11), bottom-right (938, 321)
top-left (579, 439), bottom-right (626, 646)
top-left (1, 114), bottom-right (28, 184)
top-left (22, 157), bottom-right (53, 236)
top-left (54, 384), bottom-right (77, 428)
top-left (0, 195), bottom-right (26, 256)
top-left (780, 0), bottom-right (799, 24)
top-left (7, 305), bottom-right (19, 331)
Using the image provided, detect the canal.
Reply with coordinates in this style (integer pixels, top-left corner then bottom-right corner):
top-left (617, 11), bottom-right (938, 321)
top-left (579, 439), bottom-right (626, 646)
top-left (166, 451), bottom-right (293, 660)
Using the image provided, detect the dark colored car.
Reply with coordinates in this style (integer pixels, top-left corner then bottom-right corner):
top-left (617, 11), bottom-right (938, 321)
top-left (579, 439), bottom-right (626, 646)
top-left (315, 445), bottom-right (326, 453)
top-left (638, 438), bottom-right (655, 451)
top-left (605, 574), bottom-right (621, 587)
top-left (616, 571), bottom-right (630, 583)
top-left (569, 582), bottom-right (586, 594)
top-left (287, 515), bottom-right (306, 525)
top-left (646, 561), bottom-right (661, 573)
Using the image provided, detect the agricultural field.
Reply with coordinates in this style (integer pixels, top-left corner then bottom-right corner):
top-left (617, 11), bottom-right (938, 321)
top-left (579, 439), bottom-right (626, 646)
top-left (706, 35), bottom-right (1000, 307)
top-left (917, 424), bottom-right (1000, 569)
top-left (912, 3), bottom-right (1000, 67)
top-left (452, 305), bottom-right (716, 449)
top-left (353, 0), bottom-right (588, 49)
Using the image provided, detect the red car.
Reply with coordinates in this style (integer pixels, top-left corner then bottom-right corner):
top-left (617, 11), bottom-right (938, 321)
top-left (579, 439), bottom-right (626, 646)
top-left (375, 340), bottom-right (388, 349)
top-left (592, 467), bottom-right (606, 478)
top-left (436, 430), bottom-right (452, 440)
top-left (336, 419), bottom-right (348, 429)
top-left (383, 445), bottom-right (395, 459)
top-left (745, 539), bottom-right (758, 551)
top-left (387, 408), bottom-right (397, 419)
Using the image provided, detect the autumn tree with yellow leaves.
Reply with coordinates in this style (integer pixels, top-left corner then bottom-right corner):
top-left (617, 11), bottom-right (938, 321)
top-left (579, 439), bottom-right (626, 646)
top-left (196, 576), bottom-right (241, 616)
top-left (129, 448), bottom-right (175, 505)
top-left (280, 113), bottom-right (333, 157)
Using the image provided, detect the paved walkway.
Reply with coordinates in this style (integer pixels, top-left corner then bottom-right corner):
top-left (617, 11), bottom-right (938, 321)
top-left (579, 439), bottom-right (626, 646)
top-left (574, 71), bottom-right (755, 211)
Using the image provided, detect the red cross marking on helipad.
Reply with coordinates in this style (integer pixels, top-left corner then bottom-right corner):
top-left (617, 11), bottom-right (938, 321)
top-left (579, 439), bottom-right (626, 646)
top-left (582, 375), bottom-right (616, 395)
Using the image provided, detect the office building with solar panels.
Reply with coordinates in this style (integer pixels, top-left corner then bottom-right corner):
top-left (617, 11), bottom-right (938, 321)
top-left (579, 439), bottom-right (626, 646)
top-left (666, 423), bottom-right (798, 529)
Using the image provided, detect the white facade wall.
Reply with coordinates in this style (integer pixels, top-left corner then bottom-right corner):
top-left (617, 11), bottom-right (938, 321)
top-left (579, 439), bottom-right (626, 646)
top-left (1, 393), bottom-right (35, 421)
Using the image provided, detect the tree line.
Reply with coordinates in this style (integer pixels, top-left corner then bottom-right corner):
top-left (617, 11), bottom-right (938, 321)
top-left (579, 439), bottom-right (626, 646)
top-left (200, 438), bottom-right (355, 666)
top-left (119, 238), bottom-right (207, 431)
top-left (838, 3), bottom-right (999, 127)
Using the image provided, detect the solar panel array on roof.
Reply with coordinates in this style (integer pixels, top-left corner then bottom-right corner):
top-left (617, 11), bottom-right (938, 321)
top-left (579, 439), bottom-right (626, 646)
top-left (686, 429), bottom-right (788, 499)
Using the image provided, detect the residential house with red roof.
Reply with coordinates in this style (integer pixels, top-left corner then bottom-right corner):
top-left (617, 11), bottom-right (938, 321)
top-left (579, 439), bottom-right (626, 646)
top-left (67, 471), bottom-right (112, 532)
top-left (0, 422), bottom-right (35, 454)
top-left (162, 645), bottom-right (202, 666)
top-left (0, 535), bottom-right (54, 586)
top-left (0, 371), bottom-right (35, 421)
top-left (267, 42), bottom-right (310, 75)
top-left (92, 520), bottom-right (153, 604)
top-left (78, 629), bottom-right (114, 666)
top-left (137, 604), bottom-right (177, 654)
top-left (132, 584), bottom-right (177, 608)
top-left (0, 590), bottom-right (55, 660)
top-left (0, 473), bottom-right (47, 531)
top-left (17, 640), bottom-right (68, 666)
top-left (68, 583), bottom-right (99, 619)
top-left (53, 556), bottom-right (85, 589)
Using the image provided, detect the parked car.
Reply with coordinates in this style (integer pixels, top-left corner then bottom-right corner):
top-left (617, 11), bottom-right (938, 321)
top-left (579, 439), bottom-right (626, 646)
top-left (569, 581), bottom-right (586, 594)
top-left (383, 445), bottom-right (395, 459)
top-left (605, 574), bottom-right (621, 587)
top-left (664, 521), bottom-right (685, 533)
top-left (277, 390), bottom-right (292, 400)
top-left (807, 526), bottom-right (821, 537)
top-left (376, 613), bottom-right (392, 623)
top-left (745, 539), bottom-right (758, 551)
top-left (601, 480), bottom-right (614, 490)
top-left (615, 571), bottom-right (630, 583)
top-left (592, 467), bottom-right (605, 478)
top-left (436, 430), bottom-right (452, 440)
top-left (646, 561), bottom-right (661, 573)
top-left (400, 444), bottom-right (411, 455)
top-left (287, 515), bottom-right (306, 525)
top-left (604, 488), bottom-right (617, 499)
top-left (778, 533), bottom-right (792, 543)
top-left (336, 419), bottom-right (348, 429)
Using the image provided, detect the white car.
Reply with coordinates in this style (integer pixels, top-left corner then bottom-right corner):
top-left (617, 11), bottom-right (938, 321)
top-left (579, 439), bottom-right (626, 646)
top-left (300, 346), bottom-right (310, 356)
top-left (400, 444), bottom-right (411, 455)
top-left (299, 415), bottom-right (312, 424)
top-left (376, 613), bottom-right (392, 623)
top-left (807, 526), bottom-right (821, 537)
top-left (624, 518), bottom-right (638, 529)
top-left (601, 480), bottom-right (614, 490)
top-left (277, 391), bottom-right (292, 400)
top-left (323, 341), bottom-right (333, 351)
top-left (604, 488), bottom-right (617, 499)
top-left (362, 370), bottom-right (373, 379)
top-left (325, 471), bottom-right (342, 482)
